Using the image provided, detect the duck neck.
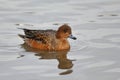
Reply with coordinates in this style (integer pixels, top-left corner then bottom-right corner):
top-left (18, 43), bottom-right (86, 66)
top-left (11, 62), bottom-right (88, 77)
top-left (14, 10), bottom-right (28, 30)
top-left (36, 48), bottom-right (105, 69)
top-left (55, 38), bottom-right (70, 50)
top-left (56, 31), bottom-right (62, 39)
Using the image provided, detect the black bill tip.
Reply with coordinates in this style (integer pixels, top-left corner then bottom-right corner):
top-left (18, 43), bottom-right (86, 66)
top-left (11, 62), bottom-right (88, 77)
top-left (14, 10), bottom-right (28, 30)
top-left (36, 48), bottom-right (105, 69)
top-left (69, 34), bottom-right (77, 40)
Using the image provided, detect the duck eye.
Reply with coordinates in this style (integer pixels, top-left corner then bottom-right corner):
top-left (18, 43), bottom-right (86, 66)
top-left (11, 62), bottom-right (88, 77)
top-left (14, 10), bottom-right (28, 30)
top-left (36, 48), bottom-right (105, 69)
top-left (63, 29), bottom-right (68, 33)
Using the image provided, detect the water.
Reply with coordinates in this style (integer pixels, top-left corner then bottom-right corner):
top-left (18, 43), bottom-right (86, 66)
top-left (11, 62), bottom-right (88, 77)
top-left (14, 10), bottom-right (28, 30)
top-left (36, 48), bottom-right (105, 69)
top-left (0, 0), bottom-right (120, 80)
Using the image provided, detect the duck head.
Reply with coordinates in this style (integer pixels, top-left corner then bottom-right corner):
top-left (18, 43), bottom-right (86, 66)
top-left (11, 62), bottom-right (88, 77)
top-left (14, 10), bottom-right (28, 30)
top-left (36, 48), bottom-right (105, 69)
top-left (56, 24), bottom-right (77, 40)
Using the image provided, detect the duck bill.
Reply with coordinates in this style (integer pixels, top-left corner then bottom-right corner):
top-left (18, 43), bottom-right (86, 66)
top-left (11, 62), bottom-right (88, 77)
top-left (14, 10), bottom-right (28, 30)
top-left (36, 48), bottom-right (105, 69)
top-left (69, 34), bottom-right (77, 40)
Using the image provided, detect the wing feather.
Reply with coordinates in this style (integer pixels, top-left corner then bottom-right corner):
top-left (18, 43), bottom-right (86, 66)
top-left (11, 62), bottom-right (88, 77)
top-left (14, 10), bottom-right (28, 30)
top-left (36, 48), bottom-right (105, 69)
top-left (18, 28), bottom-right (56, 44)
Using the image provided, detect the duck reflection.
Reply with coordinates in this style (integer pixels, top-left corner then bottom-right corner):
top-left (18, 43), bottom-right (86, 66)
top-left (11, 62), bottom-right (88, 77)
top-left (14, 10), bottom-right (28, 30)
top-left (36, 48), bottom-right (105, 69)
top-left (20, 43), bottom-right (74, 75)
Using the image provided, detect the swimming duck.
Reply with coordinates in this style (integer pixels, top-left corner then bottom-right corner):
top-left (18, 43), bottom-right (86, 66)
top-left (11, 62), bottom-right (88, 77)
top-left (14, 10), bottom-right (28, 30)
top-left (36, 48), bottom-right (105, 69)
top-left (18, 24), bottom-right (76, 51)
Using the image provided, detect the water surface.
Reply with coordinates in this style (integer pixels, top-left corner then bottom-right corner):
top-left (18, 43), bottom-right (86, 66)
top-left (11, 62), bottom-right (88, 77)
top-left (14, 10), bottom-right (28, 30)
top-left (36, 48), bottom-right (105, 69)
top-left (0, 0), bottom-right (120, 80)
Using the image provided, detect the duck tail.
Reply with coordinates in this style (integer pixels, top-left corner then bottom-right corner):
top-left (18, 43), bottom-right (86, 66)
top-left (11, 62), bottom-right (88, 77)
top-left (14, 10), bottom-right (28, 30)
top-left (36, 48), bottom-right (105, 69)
top-left (18, 34), bottom-right (26, 39)
top-left (17, 28), bottom-right (29, 31)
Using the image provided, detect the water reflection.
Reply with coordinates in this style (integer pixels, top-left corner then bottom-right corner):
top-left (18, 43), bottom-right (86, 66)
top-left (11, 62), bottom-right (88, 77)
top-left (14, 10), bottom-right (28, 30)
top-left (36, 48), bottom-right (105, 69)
top-left (20, 43), bottom-right (73, 75)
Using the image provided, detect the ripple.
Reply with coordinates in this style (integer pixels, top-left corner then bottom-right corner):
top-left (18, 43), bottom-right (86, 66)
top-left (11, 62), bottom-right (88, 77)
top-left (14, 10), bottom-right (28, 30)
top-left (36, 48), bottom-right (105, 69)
top-left (104, 68), bottom-right (120, 72)
top-left (69, 55), bottom-right (94, 60)
top-left (82, 61), bottom-right (115, 69)
top-left (12, 65), bottom-right (44, 70)
top-left (0, 55), bottom-right (18, 61)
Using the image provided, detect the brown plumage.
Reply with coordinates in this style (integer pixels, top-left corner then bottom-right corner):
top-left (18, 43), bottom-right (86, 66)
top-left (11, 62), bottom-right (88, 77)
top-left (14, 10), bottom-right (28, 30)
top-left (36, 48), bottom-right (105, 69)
top-left (18, 24), bottom-right (76, 51)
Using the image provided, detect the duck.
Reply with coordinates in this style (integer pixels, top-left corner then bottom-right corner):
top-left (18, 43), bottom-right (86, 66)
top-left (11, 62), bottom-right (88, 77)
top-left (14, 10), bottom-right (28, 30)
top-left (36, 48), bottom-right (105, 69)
top-left (18, 24), bottom-right (76, 51)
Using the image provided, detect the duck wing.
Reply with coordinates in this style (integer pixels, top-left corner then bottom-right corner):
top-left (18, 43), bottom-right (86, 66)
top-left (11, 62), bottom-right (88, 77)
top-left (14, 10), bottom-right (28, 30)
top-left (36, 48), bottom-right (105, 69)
top-left (18, 28), bottom-right (56, 44)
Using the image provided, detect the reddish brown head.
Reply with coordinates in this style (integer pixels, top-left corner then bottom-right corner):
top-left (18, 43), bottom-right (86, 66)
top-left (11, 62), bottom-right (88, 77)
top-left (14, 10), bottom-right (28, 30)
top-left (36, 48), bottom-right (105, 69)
top-left (56, 24), bottom-right (76, 40)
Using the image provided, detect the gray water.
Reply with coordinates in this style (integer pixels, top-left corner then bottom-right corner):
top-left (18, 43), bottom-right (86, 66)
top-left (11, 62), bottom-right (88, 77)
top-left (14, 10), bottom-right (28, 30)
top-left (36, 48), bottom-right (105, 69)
top-left (0, 0), bottom-right (120, 80)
